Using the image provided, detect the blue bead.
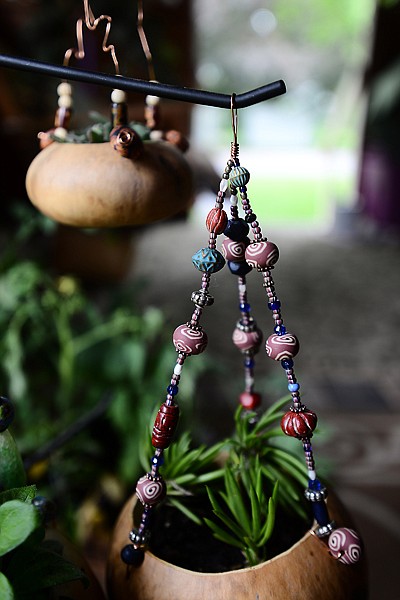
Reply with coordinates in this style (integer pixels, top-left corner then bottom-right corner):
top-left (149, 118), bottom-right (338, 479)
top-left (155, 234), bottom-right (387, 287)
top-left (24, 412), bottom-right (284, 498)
top-left (151, 455), bottom-right (164, 466)
top-left (239, 302), bottom-right (251, 313)
top-left (268, 300), bottom-right (281, 311)
top-left (192, 248), bottom-right (225, 274)
top-left (227, 260), bottom-right (252, 277)
top-left (281, 358), bottom-right (294, 370)
top-left (167, 384), bottom-right (178, 396)
top-left (244, 358), bottom-right (255, 368)
top-left (223, 218), bottom-right (250, 241)
top-left (274, 324), bottom-right (286, 336)
top-left (121, 544), bottom-right (145, 567)
top-left (311, 500), bottom-right (330, 526)
top-left (288, 382), bottom-right (300, 392)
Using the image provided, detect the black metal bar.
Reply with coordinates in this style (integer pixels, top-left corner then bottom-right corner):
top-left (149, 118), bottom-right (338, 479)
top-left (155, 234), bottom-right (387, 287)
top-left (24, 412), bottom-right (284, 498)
top-left (0, 53), bottom-right (286, 108)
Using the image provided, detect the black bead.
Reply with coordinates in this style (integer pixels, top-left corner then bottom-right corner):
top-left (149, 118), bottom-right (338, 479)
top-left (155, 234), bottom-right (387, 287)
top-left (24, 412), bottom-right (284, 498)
top-left (245, 213), bottom-right (257, 223)
top-left (228, 260), bottom-right (252, 277)
top-left (32, 496), bottom-right (56, 523)
top-left (223, 218), bottom-right (250, 241)
top-left (0, 397), bottom-right (15, 432)
top-left (121, 544), bottom-right (145, 567)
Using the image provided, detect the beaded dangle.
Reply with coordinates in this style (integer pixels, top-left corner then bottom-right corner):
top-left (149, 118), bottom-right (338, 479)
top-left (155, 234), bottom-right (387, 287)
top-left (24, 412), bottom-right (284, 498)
top-left (121, 97), bottom-right (363, 568)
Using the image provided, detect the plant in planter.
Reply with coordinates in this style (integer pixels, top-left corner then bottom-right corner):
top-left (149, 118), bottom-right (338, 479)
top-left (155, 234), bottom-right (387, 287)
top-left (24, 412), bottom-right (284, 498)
top-left (0, 396), bottom-right (105, 600)
top-left (107, 141), bottom-right (367, 598)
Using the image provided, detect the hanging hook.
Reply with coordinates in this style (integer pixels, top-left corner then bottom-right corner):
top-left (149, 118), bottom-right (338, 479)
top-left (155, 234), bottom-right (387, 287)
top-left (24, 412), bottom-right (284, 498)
top-left (231, 93), bottom-right (239, 162)
top-left (63, 18), bottom-right (85, 66)
top-left (137, 0), bottom-right (156, 82)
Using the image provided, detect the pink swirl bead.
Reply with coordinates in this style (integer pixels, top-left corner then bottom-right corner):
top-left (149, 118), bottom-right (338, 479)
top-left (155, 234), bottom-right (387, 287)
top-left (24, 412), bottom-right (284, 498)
top-left (173, 324), bottom-right (208, 355)
top-left (265, 333), bottom-right (299, 361)
top-left (281, 408), bottom-right (317, 438)
top-left (245, 240), bottom-right (279, 270)
top-left (136, 475), bottom-right (166, 507)
top-left (232, 328), bottom-right (263, 352)
top-left (328, 528), bottom-right (363, 565)
top-left (221, 239), bottom-right (247, 262)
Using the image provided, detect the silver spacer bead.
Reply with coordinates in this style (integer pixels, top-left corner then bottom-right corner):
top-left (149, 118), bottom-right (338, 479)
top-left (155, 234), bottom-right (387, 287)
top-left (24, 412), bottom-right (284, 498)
top-left (304, 486), bottom-right (328, 503)
top-left (314, 520), bottom-right (336, 538)
top-left (129, 528), bottom-right (150, 547)
top-left (236, 317), bottom-right (256, 333)
top-left (190, 290), bottom-right (214, 308)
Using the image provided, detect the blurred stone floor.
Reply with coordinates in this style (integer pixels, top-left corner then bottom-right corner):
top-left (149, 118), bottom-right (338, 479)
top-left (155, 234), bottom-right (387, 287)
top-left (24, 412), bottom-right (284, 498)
top-left (129, 206), bottom-right (400, 600)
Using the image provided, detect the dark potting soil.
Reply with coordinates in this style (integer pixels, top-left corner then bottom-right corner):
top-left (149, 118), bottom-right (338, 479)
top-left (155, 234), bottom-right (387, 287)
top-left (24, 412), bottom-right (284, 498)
top-left (148, 499), bottom-right (312, 573)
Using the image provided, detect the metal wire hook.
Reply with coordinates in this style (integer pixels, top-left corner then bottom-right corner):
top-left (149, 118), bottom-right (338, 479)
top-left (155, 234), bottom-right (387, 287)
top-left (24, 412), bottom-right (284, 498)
top-left (231, 93), bottom-right (239, 161)
top-left (137, 0), bottom-right (156, 82)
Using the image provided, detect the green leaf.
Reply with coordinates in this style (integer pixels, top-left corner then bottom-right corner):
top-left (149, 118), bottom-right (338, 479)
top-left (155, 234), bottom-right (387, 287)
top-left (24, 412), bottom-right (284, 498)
top-left (224, 468), bottom-right (251, 535)
top-left (0, 485), bottom-right (37, 506)
top-left (0, 573), bottom-right (15, 600)
top-left (203, 518), bottom-right (244, 549)
top-left (259, 495), bottom-right (277, 547)
top-left (0, 500), bottom-right (40, 556)
top-left (168, 497), bottom-right (203, 526)
top-left (249, 482), bottom-right (261, 538)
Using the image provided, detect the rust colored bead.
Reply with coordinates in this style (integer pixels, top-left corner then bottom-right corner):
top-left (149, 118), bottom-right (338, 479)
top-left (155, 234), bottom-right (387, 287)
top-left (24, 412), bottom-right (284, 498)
top-left (221, 238), bottom-right (247, 262)
top-left (265, 333), bottom-right (299, 361)
top-left (55, 106), bottom-right (72, 129)
top-left (281, 407), bottom-right (317, 438)
top-left (245, 240), bottom-right (279, 270)
top-left (164, 129), bottom-right (190, 152)
top-left (233, 327), bottom-right (263, 353)
top-left (206, 208), bottom-right (228, 235)
top-left (239, 391), bottom-right (261, 410)
top-left (38, 129), bottom-right (55, 149)
top-left (136, 474), bottom-right (166, 507)
top-left (173, 324), bottom-right (208, 355)
top-left (152, 402), bottom-right (180, 449)
top-left (110, 126), bottom-right (143, 159)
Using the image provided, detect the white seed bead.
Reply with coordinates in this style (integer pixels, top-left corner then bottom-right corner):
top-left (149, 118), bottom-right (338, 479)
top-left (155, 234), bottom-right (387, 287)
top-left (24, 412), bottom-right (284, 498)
top-left (173, 363), bottom-right (183, 376)
top-left (219, 179), bottom-right (228, 192)
top-left (57, 82), bottom-right (72, 96)
top-left (146, 94), bottom-right (160, 106)
top-left (111, 88), bottom-right (127, 104)
top-left (230, 194), bottom-right (238, 206)
top-left (149, 130), bottom-right (163, 141)
top-left (58, 95), bottom-right (73, 109)
top-left (239, 284), bottom-right (247, 294)
top-left (308, 469), bottom-right (317, 480)
top-left (54, 126), bottom-right (67, 140)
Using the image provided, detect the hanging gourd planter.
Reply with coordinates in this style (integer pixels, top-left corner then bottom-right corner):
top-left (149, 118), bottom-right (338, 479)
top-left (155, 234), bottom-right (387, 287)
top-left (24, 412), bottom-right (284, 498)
top-left (25, 83), bottom-right (194, 228)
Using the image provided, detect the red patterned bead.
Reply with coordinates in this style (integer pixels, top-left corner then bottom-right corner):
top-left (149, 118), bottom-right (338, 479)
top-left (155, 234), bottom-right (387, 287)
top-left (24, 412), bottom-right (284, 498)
top-left (281, 407), bottom-right (317, 438)
top-left (173, 324), bottom-right (208, 355)
top-left (206, 208), bottom-right (228, 234)
top-left (245, 240), bottom-right (279, 270)
top-left (136, 474), bottom-right (166, 507)
top-left (265, 333), bottom-right (299, 361)
top-left (152, 402), bottom-right (180, 449)
top-left (328, 528), bottom-right (363, 565)
top-left (239, 391), bottom-right (261, 410)
top-left (221, 238), bottom-right (247, 262)
top-left (233, 328), bottom-right (263, 353)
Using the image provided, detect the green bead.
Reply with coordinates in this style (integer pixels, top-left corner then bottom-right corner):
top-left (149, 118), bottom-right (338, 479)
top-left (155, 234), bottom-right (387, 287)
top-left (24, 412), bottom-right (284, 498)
top-left (230, 166), bottom-right (250, 188)
top-left (192, 248), bottom-right (225, 273)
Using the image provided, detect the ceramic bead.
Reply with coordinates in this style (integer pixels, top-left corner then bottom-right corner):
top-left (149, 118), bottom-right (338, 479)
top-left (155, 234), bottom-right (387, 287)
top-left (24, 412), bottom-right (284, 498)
top-left (173, 324), bottom-right (208, 355)
top-left (111, 88), bottom-right (127, 104)
top-left (233, 327), bottom-right (263, 352)
top-left (265, 333), bottom-right (300, 361)
top-left (206, 208), bottom-right (228, 234)
top-left (121, 544), bottom-right (145, 566)
top-left (223, 218), bottom-right (249, 241)
top-left (281, 408), bottom-right (317, 438)
top-left (228, 260), bottom-right (252, 277)
top-left (136, 474), bottom-right (166, 507)
top-left (229, 166), bottom-right (250, 188)
top-left (58, 95), bottom-right (73, 109)
top-left (191, 248), bottom-right (225, 274)
top-left (328, 528), bottom-right (363, 565)
top-left (239, 391), bottom-right (261, 410)
top-left (221, 238), bottom-right (247, 261)
top-left (57, 82), bottom-right (72, 96)
top-left (152, 402), bottom-right (180, 449)
top-left (245, 240), bottom-right (279, 270)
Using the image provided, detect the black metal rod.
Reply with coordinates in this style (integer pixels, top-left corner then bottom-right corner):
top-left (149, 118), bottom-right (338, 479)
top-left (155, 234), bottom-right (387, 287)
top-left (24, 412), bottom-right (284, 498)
top-left (0, 53), bottom-right (286, 109)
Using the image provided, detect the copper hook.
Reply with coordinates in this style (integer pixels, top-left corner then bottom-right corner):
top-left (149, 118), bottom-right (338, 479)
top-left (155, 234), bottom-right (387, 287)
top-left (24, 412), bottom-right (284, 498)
top-left (231, 93), bottom-right (239, 161)
top-left (63, 18), bottom-right (85, 66)
top-left (137, 0), bottom-right (156, 82)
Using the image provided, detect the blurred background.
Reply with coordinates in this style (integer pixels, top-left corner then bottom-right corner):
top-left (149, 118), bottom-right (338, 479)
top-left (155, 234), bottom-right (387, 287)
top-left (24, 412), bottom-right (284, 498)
top-left (1, 1), bottom-right (400, 598)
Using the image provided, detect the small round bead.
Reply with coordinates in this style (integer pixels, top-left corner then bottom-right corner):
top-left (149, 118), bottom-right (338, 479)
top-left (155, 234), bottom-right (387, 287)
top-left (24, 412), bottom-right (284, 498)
top-left (151, 455), bottom-right (164, 467)
top-left (173, 324), bottom-right (208, 355)
top-left (288, 382), bottom-right (300, 392)
top-left (281, 407), bottom-right (317, 438)
top-left (206, 208), bottom-right (228, 234)
top-left (136, 474), bottom-right (166, 507)
top-left (328, 528), bottom-right (363, 565)
top-left (274, 324), bottom-right (287, 336)
top-left (164, 130), bottom-right (189, 152)
top-left (281, 358), bottom-right (294, 370)
top-left (266, 333), bottom-right (299, 361)
top-left (239, 391), bottom-right (261, 410)
top-left (58, 95), bottom-right (73, 109)
top-left (167, 384), bottom-right (178, 396)
top-left (146, 94), bottom-right (160, 106)
top-left (244, 357), bottom-right (255, 368)
top-left (191, 248), bottom-right (225, 274)
top-left (173, 363), bottom-right (183, 376)
top-left (111, 88), bottom-right (127, 104)
top-left (245, 240), bottom-right (279, 270)
top-left (150, 130), bottom-right (163, 141)
top-left (233, 327), bottom-right (263, 353)
top-left (239, 302), bottom-right (251, 313)
top-left (228, 261), bottom-right (252, 277)
top-left (268, 300), bottom-right (281, 311)
top-left (0, 396), bottom-right (15, 432)
top-left (54, 126), bottom-right (67, 140)
top-left (224, 218), bottom-right (249, 241)
top-left (57, 82), bottom-right (72, 96)
top-left (245, 213), bottom-right (257, 223)
top-left (121, 544), bottom-right (145, 567)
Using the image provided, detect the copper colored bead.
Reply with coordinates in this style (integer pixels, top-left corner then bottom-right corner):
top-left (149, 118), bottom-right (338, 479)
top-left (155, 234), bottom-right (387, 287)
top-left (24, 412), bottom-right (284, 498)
top-left (232, 327), bottom-right (263, 353)
top-left (164, 129), bottom-right (190, 152)
top-left (152, 402), bottom-right (180, 449)
top-left (206, 208), bottom-right (228, 235)
top-left (173, 324), bottom-right (208, 355)
top-left (245, 240), bottom-right (279, 270)
top-left (136, 474), bottom-right (166, 507)
top-left (239, 391), bottom-right (261, 410)
top-left (55, 106), bottom-right (71, 129)
top-left (265, 333), bottom-right (299, 361)
top-left (110, 126), bottom-right (143, 159)
top-left (281, 407), bottom-right (317, 438)
top-left (38, 130), bottom-right (55, 149)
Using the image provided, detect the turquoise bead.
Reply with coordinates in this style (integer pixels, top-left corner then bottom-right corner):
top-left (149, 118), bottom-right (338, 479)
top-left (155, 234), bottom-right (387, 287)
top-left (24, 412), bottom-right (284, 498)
top-left (192, 248), bottom-right (225, 273)
top-left (230, 166), bottom-right (250, 188)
